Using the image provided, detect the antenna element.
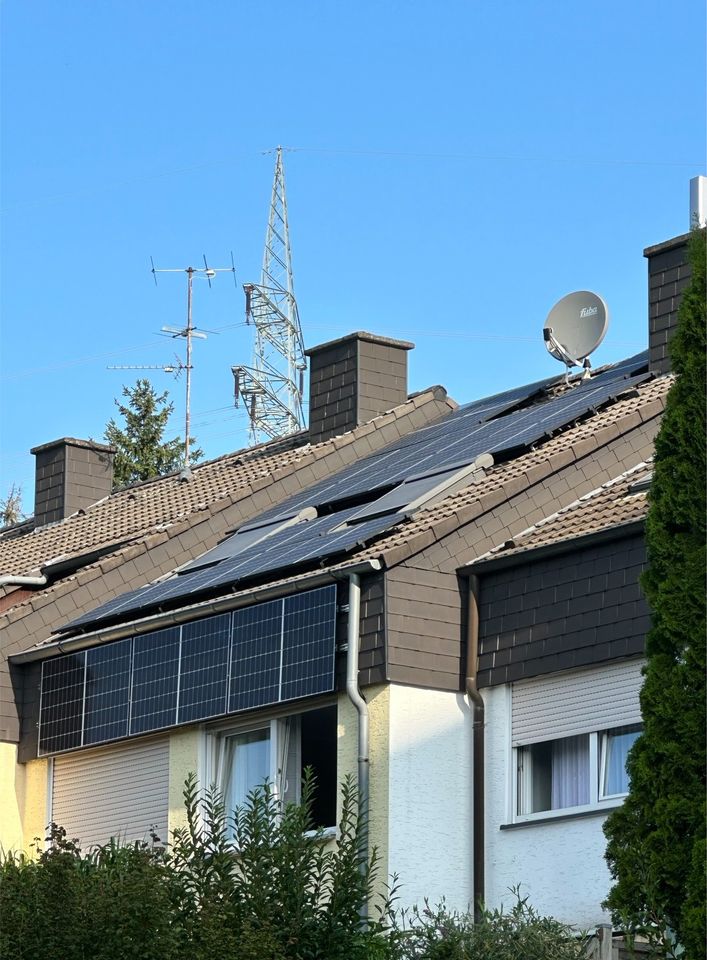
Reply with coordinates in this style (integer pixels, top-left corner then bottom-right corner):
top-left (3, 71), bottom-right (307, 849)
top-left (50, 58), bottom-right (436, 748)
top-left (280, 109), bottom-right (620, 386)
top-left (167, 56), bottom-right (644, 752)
top-left (150, 257), bottom-right (236, 467)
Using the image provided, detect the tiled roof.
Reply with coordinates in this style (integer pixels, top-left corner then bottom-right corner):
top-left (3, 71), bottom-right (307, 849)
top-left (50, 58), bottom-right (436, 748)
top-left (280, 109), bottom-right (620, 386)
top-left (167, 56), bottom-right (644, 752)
top-left (0, 389), bottom-right (451, 580)
top-left (26, 373), bottom-right (669, 650)
top-left (350, 373), bottom-right (669, 566)
top-left (469, 460), bottom-right (652, 563)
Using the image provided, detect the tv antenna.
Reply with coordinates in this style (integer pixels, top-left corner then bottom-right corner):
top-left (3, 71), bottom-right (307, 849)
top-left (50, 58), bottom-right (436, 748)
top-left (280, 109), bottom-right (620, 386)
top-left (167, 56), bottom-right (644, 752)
top-left (232, 147), bottom-right (307, 445)
top-left (543, 290), bottom-right (609, 383)
top-left (151, 255), bottom-right (236, 469)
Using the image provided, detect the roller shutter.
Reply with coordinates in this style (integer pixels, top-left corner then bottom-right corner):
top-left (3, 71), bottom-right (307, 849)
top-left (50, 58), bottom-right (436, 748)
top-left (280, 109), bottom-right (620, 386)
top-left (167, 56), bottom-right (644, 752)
top-left (512, 659), bottom-right (644, 746)
top-left (52, 736), bottom-right (169, 848)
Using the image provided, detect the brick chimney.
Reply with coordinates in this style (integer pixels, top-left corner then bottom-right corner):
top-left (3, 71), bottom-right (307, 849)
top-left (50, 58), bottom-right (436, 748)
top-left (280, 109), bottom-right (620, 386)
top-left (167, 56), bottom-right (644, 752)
top-left (644, 233), bottom-right (692, 375)
top-left (30, 438), bottom-right (115, 527)
top-left (305, 332), bottom-right (414, 444)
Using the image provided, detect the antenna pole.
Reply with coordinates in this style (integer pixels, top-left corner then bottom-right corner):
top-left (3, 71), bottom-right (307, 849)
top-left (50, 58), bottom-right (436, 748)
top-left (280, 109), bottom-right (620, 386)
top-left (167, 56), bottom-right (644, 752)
top-left (185, 267), bottom-right (194, 467)
top-left (151, 256), bottom-right (235, 470)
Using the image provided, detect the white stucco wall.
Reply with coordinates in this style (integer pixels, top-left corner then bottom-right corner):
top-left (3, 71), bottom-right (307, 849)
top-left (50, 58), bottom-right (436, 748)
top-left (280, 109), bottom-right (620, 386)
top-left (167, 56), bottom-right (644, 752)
top-left (387, 684), bottom-right (473, 912)
top-left (483, 683), bottom-right (615, 929)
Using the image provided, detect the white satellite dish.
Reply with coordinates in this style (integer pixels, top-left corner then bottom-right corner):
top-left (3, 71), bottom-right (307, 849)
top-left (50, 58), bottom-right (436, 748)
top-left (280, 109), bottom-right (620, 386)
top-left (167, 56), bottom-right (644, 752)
top-left (543, 290), bottom-right (609, 378)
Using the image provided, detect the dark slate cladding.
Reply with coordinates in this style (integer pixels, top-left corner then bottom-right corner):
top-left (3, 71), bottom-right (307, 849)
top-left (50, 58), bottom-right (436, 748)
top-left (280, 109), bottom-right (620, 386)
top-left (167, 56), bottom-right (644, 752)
top-left (644, 233), bottom-right (691, 376)
top-left (477, 532), bottom-right (649, 688)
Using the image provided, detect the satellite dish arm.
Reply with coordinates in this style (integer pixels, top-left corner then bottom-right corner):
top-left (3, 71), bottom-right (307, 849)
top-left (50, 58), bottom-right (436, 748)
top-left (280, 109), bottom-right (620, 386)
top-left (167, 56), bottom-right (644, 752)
top-left (544, 327), bottom-right (582, 367)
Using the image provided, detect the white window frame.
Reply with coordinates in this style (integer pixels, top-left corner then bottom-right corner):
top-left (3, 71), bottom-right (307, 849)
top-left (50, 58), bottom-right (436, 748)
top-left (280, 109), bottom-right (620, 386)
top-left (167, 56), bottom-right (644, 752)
top-left (513, 725), bottom-right (640, 824)
top-left (204, 706), bottom-right (337, 834)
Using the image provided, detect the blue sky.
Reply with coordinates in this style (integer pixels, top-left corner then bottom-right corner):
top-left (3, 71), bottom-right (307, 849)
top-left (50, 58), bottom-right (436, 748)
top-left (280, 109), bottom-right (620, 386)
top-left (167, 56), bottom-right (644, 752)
top-left (1, 0), bottom-right (704, 511)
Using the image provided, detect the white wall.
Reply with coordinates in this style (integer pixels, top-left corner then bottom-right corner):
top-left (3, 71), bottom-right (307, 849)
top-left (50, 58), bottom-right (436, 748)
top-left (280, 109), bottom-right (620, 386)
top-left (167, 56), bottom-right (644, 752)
top-left (387, 684), bottom-right (473, 912)
top-left (483, 683), bottom-right (615, 929)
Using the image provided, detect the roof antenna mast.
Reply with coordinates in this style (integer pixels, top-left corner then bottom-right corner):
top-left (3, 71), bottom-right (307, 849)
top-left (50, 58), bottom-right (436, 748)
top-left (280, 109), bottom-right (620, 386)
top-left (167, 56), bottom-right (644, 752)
top-left (149, 255), bottom-right (236, 470)
top-left (232, 146), bottom-right (307, 445)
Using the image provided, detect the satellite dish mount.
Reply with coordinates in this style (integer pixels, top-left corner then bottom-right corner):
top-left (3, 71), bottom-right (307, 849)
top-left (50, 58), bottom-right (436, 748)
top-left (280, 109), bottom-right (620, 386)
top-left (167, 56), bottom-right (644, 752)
top-left (543, 290), bottom-right (609, 382)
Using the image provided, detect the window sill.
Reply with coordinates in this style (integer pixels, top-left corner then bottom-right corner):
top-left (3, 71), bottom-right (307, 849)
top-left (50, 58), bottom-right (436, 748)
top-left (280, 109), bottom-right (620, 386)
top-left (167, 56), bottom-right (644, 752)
top-left (500, 801), bottom-right (623, 830)
top-left (304, 825), bottom-right (337, 840)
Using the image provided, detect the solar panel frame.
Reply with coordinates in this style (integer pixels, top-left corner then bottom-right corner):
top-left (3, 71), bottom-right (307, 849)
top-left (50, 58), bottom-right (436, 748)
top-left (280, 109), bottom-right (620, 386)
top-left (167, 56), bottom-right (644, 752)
top-left (37, 586), bottom-right (339, 755)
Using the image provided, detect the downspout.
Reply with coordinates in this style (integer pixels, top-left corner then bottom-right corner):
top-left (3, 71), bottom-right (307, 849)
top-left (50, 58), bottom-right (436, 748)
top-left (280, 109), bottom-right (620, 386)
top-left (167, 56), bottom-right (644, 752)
top-left (0, 574), bottom-right (48, 589)
top-left (345, 570), bottom-right (369, 922)
top-left (465, 573), bottom-right (485, 921)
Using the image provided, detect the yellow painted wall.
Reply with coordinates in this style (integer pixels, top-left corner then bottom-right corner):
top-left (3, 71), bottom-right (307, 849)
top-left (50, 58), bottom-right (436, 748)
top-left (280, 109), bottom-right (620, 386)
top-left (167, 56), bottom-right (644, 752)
top-left (336, 686), bottom-right (391, 902)
top-left (0, 743), bottom-right (49, 855)
top-left (168, 727), bottom-right (202, 835)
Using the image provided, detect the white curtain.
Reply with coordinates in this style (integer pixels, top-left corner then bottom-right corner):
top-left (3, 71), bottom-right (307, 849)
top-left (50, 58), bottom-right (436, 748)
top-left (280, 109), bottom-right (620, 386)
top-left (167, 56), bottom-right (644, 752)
top-left (222, 729), bottom-right (270, 815)
top-left (603, 729), bottom-right (639, 796)
top-left (551, 735), bottom-right (590, 809)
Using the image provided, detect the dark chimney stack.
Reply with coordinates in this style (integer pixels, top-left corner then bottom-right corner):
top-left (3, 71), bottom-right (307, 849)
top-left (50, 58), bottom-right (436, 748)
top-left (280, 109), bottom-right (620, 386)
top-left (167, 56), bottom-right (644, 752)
top-left (305, 331), bottom-right (414, 444)
top-left (31, 438), bottom-right (115, 527)
top-left (644, 233), bottom-right (692, 376)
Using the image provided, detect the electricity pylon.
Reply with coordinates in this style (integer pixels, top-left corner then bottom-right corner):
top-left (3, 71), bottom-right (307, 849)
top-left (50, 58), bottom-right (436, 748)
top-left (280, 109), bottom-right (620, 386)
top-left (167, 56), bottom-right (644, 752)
top-left (232, 147), bottom-right (306, 445)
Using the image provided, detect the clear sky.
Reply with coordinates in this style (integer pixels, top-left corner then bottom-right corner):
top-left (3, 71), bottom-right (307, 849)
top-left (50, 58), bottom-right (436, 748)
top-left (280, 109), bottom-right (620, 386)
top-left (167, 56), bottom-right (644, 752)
top-left (1, 0), bottom-right (704, 512)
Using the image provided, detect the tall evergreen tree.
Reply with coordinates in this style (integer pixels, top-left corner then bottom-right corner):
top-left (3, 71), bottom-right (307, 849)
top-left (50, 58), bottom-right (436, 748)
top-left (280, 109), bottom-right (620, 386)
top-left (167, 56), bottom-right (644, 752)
top-left (105, 379), bottom-right (202, 488)
top-left (603, 228), bottom-right (706, 958)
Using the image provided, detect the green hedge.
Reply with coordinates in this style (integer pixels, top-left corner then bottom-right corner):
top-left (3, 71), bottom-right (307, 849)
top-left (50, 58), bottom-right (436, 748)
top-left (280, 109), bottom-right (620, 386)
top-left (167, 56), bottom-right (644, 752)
top-left (0, 775), bottom-right (588, 960)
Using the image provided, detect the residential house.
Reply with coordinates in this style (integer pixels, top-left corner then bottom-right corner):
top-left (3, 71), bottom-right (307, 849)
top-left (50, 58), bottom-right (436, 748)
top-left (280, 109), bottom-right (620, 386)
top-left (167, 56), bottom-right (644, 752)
top-left (463, 460), bottom-right (652, 928)
top-left (0, 229), bottom-right (693, 930)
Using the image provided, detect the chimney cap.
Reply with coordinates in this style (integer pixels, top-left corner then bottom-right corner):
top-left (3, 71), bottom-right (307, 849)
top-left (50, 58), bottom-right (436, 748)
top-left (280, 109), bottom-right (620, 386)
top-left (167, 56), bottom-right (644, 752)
top-left (305, 330), bottom-right (414, 357)
top-left (30, 437), bottom-right (116, 456)
top-left (643, 232), bottom-right (691, 259)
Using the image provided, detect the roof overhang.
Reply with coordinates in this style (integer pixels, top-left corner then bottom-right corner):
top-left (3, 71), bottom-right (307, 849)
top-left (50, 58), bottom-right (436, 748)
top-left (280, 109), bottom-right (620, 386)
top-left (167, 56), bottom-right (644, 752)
top-left (458, 518), bottom-right (645, 577)
top-left (10, 558), bottom-right (382, 665)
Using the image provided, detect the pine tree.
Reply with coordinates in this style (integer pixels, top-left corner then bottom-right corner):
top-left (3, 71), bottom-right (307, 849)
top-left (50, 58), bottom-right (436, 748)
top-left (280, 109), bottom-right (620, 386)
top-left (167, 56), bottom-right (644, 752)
top-left (104, 379), bottom-right (202, 488)
top-left (603, 228), bottom-right (706, 957)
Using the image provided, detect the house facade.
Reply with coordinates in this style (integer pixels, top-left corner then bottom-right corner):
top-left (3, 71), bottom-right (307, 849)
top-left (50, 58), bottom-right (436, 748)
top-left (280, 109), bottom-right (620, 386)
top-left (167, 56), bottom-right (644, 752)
top-left (0, 229), bottom-right (695, 926)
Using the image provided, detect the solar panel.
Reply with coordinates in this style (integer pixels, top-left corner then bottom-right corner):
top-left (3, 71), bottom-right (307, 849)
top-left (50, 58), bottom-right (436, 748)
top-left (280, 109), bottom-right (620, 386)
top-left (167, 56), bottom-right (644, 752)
top-left (229, 598), bottom-right (282, 713)
top-left (60, 353), bottom-right (649, 636)
top-left (177, 614), bottom-right (231, 724)
top-left (84, 639), bottom-right (131, 745)
top-left (280, 588), bottom-right (337, 702)
top-left (179, 513), bottom-right (299, 574)
top-left (39, 653), bottom-right (86, 754)
top-left (37, 586), bottom-right (338, 755)
top-left (130, 627), bottom-right (180, 734)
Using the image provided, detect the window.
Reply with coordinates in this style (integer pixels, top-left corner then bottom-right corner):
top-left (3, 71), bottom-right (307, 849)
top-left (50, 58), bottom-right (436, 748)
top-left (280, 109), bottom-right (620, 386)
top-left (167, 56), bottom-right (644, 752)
top-left (210, 704), bottom-right (337, 835)
top-left (516, 725), bottom-right (640, 819)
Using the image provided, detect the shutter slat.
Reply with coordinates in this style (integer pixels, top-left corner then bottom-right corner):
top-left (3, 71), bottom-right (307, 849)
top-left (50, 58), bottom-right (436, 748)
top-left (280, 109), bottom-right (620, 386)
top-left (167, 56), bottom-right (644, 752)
top-left (512, 660), bottom-right (644, 745)
top-left (52, 737), bottom-right (169, 848)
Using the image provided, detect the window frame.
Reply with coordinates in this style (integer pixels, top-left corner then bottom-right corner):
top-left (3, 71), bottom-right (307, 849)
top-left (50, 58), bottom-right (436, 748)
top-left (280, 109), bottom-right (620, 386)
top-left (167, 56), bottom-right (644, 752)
top-left (204, 702), bottom-right (338, 833)
top-left (512, 726), bottom-right (639, 824)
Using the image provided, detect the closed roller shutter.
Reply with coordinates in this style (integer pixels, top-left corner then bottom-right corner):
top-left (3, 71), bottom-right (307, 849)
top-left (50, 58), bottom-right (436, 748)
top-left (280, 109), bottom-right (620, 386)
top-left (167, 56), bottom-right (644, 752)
top-left (512, 659), bottom-right (644, 746)
top-left (52, 737), bottom-right (169, 848)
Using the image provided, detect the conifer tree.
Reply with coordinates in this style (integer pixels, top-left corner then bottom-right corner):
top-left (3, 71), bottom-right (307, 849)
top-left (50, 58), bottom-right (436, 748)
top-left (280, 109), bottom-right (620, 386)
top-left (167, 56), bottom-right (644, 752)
top-left (105, 379), bottom-right (202, 488)
top-left (603, 228), bottom-right (706, 957)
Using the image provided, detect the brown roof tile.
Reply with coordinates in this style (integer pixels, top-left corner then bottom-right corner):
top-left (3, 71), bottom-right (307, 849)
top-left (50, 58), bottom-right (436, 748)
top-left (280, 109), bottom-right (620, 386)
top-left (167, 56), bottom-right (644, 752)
top-left (0, 388), bottom-right (453, 581)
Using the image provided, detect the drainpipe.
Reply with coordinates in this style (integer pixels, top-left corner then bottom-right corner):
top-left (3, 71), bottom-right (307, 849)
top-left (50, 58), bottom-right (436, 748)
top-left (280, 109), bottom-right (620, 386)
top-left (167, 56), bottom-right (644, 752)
top-left (0, 574), bottom-right (48, 589)
top-left (465, 573), bottom-right (485, 921)
top-left (345, 570), bottom-right (370, 922)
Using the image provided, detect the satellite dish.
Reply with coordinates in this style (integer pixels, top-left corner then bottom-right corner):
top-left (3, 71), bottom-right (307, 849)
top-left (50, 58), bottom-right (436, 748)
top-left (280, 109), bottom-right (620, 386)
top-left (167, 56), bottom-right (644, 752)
top-left (543, 291), bottom-right (609, 375)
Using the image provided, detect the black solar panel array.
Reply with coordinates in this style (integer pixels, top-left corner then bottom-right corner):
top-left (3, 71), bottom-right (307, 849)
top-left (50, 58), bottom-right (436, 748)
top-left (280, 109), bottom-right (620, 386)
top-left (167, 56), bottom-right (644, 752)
top-left (62, 353), bottom-right (649, 635)
top-left (38, 585), bottom-right (337, 755)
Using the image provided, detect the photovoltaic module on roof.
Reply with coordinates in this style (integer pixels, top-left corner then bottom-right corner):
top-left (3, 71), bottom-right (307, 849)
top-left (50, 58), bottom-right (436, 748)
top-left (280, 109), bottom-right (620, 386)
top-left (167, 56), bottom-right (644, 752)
top-left (61, 353), bottom-right (649, 636)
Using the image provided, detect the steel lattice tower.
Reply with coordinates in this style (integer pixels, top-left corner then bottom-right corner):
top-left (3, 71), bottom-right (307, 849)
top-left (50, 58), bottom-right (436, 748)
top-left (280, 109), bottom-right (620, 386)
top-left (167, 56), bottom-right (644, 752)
top-left (232, 147), bottom-right (306, 445)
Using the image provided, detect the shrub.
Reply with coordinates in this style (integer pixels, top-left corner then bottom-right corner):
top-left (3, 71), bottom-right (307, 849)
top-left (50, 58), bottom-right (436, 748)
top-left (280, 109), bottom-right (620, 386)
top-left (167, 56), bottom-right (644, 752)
top-left (388, 889), bottom-right (589, 960)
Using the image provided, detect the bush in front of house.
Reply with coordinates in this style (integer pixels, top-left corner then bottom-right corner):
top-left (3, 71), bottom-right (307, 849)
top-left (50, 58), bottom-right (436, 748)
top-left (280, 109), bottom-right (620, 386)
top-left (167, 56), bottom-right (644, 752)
top-left (0, 776), bottom-right (591, 960)
top-left (388, 892), bottom-right (589, 960)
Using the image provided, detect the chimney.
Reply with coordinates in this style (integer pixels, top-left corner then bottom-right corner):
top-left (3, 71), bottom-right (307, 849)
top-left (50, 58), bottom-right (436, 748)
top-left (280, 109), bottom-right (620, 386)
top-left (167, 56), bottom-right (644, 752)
top-left (644, 233), bottom-right (692, 376)
top-left (305, 331), bottom-right (414, 444)
top-left (644, 177), bottom-right (704, 376)
top-left (30, 438), bottom-right (115, 527)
